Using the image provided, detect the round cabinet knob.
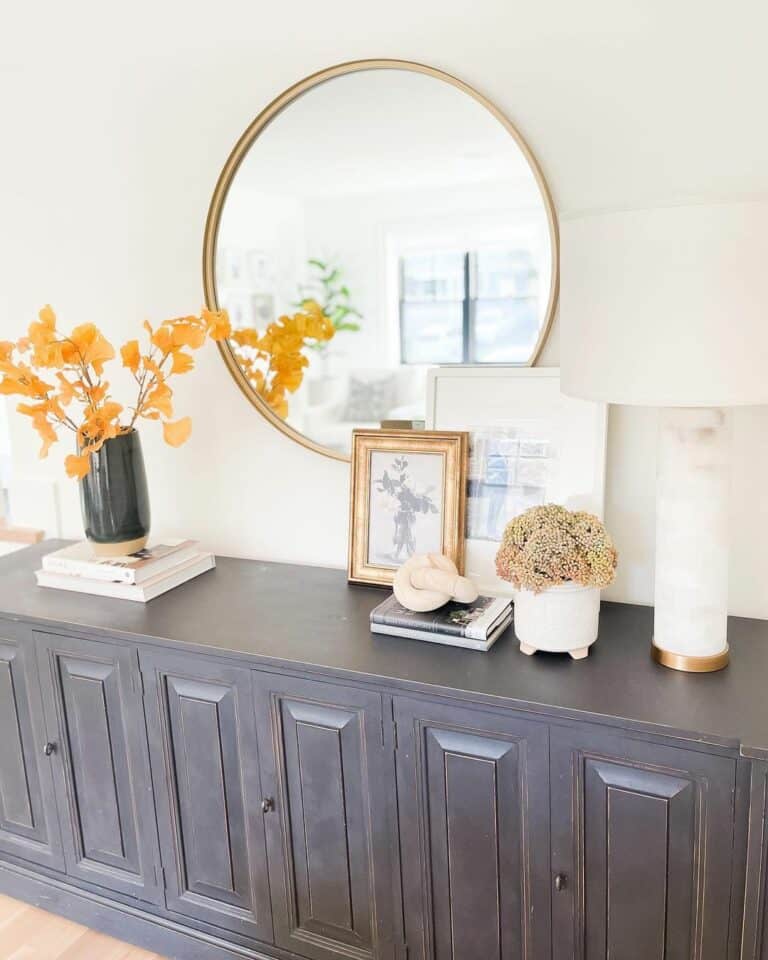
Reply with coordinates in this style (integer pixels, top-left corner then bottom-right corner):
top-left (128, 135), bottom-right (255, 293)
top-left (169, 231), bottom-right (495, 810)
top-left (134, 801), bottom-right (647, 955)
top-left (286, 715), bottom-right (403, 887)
top-left (261, 797), bottom-right (274, 814)
top-left (43, 742), bottom-right (56, 757)
top-left (554, 873), bottom-right (567, 892)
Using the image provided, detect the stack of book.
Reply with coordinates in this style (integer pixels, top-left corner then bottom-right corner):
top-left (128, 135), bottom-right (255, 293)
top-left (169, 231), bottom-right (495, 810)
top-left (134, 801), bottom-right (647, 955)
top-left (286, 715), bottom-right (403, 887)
top-left (35, 539), bottom-right (215, 602)
top-left (370, 593), bottom-right (512, 652)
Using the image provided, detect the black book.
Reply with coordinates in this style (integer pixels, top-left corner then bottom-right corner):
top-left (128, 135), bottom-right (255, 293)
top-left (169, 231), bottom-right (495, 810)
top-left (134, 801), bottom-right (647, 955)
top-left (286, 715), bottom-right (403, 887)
top-left (370, 593), bottom-right (513, 651)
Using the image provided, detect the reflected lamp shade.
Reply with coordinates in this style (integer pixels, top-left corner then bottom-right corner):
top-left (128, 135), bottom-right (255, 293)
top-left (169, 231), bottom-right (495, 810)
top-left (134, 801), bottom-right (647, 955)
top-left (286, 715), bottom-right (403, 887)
top-left (560, 201), bottom-right (768, 671)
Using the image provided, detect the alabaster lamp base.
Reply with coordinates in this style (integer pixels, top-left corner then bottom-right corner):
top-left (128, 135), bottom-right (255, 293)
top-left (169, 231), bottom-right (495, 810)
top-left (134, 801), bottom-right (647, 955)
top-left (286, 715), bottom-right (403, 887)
top-left (652, 407), bottom-right (730, 673)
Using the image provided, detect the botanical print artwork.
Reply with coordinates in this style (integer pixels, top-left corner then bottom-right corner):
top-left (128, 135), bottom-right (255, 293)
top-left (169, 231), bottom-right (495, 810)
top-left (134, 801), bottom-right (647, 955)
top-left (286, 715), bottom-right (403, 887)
top-left (348, 428), bottom-right (467, 587)
top-left (367, 451), bottom-right (445, 568)
top-left (466, 424), bottom-right (552, 542)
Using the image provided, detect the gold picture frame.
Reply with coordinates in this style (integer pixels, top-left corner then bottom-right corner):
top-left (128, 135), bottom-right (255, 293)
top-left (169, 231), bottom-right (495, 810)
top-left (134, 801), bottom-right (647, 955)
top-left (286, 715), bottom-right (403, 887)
top-left (348, 429), bottom-right (468, 587)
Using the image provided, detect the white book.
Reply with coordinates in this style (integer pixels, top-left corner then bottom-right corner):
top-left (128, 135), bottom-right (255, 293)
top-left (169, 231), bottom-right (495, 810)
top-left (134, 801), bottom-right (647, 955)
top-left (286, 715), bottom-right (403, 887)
top-left (35, 552), bottom-right (215, 602)
top-left (42, 539), bottom-right (199, 585)
top-left (370, 611), bottom-right (512, 652)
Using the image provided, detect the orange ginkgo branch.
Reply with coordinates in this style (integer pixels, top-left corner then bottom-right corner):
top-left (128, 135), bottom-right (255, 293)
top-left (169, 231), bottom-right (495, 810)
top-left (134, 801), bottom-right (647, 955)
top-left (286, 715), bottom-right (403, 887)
top-left (0, 305), bottom-right (231, 480)
top-left (229, 300), bottom-right (335, 418)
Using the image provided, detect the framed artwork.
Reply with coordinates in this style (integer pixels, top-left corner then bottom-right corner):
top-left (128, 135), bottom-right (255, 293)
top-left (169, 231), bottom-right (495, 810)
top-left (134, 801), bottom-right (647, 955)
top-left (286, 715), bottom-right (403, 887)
top-left (246, 249), bottom-right (272, 289)
top-left (251, 292), bottom-right (275, 326)
top-left (217, 246), bottom-right (246, 286)
top-left (426, 367), bottom-right (607, 595)
top-left (348, 429), bottom-right (468, 587)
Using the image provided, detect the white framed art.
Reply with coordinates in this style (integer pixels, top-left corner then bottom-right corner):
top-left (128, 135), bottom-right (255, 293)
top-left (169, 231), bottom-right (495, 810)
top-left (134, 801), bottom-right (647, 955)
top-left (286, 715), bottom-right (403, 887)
top-left (426, 367), bottom-right (607, 595)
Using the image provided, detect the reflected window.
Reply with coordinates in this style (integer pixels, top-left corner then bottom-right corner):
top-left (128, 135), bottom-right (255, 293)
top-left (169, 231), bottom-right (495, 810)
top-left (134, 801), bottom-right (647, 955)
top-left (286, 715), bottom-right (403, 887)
top-left (399, 248), bottom-right (539, 364)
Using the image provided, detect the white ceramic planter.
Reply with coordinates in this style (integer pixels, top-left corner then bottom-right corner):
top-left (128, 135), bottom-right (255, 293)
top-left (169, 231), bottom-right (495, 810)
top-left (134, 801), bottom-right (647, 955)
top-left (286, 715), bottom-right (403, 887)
top-left (514, 582), bottom-right (601, 660)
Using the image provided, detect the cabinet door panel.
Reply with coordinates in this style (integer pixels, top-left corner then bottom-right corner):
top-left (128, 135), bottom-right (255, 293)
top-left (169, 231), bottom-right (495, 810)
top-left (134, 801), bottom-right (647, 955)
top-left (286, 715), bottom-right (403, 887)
top-left (141, 651), bottom-right (272, 943)
top-left (0, 628), bottom-right (63, 871)
top-left (550, 726), bottom-right (735, 960)
top-left (395, 697), bottom-right (551, 960)
top-left (35, 632), bottom-right (161, 903)
top-left (254, 674), bottom-right (395, 960)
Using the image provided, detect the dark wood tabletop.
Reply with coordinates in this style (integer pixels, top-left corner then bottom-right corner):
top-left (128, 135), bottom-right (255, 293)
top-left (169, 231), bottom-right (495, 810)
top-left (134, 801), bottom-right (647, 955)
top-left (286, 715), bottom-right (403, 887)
top-left (2, 541), bottom-right (767, 757)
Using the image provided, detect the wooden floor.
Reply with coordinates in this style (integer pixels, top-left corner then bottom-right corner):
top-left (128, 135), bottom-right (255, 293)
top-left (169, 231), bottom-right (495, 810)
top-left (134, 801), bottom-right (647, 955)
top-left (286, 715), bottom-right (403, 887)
top-left (0, 894), bottom-right (166, 959)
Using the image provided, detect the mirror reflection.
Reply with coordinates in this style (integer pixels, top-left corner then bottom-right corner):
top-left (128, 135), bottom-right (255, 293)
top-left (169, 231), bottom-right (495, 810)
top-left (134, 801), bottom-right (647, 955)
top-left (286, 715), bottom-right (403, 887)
top-left (213, 66), bottom-right (556, 457)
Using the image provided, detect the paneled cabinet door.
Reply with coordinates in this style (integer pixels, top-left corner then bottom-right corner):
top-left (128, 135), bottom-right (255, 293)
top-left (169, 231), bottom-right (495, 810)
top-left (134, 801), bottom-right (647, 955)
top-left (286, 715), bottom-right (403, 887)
top-left (550, 726), bottom-right (736, 960)
top-left (0, 625), bottom-right (63, 871)
top-left (34, 631), bottom-right (162, 903)
top-left (141, 651), bottom-right (273, 943)
top-left (394, 697), bottom-right (551, 960)
top-left (742, 761), bottom-right (768, 960)
top-left (253, 673), bottom-right (396, 960)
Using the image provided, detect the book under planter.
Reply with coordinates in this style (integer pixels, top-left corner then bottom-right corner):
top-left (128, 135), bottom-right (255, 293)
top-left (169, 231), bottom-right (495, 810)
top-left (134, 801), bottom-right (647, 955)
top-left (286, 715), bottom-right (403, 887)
top-left (514, 581), bottom-right (601, 659)
top-left (79, 429), bottom-right (151, 556)
top-left (370, 592), bottom-right (512, 651)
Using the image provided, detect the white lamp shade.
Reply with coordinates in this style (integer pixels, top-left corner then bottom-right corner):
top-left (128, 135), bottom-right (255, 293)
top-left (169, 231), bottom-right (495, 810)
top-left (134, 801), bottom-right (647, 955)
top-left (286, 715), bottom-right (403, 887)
top-left (560, 201), bottom-right (768, 406)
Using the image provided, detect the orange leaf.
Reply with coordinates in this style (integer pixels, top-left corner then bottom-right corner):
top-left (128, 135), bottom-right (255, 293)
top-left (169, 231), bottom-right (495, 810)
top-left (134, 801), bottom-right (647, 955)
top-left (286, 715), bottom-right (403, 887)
top-left (143, 382), bottom-right (173, 418)
top-left (35, 418), bottom-right (58, 458)
top-left (163, 417), bottom-right (192, 447)
top-left (151, 325), bottom-right (174, 353)
top-left (77, 401), bottom-right (123, 447)
top-left (121, 339), bottom-right (140, 373)
top-left (0, 364), bottom-right (54, 398)
top-left (170, 350), bottom-right (194, 375)
top-left (65, 453), bottom-right (91, 480)
top-left (142, 356), bottom-right (163, 377)
top-left (0, 341), bottom-right (14, 362)
top-left (27, 305), bottom-right (64, 368)
top-left (16, 402), bottom-right (59, 458)
top-left (170, 322), bottom-right (206, 350)
top-left (232, 328), bottom-right (260, 348)
top-left (38, 305), bottom-right (57, 329)
top-left (56, 373), bottom-right (77, 405)
top-left (65, 323), bottom-right (116, 376)
top-left (202, 308), bottom-right (231, 341)
top-left (99, 400), bottom-right (123, 422)
top-left (88, 382), bottom-right (109, 405)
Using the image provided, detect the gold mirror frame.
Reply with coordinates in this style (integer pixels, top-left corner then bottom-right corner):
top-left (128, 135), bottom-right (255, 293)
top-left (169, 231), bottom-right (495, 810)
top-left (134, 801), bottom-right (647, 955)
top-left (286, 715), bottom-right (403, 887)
top-left (202, 59), bottom-right (560, 463)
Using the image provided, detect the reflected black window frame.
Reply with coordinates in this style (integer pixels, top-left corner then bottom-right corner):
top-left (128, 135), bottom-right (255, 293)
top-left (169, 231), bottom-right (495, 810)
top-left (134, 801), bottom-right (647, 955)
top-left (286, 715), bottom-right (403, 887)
top-left (398, 250), bottom-right (538, 364)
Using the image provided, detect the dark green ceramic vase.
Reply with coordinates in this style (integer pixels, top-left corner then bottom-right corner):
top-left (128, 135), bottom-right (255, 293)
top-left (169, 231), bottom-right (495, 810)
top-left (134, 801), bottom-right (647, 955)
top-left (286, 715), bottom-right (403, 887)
top-left (79, 429), bottom-right (151, 556)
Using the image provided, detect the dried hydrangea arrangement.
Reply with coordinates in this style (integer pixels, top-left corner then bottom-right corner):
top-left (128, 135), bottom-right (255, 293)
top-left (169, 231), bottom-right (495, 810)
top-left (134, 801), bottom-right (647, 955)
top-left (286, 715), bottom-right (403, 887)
top-left (495, 503), bottom-right (618, 594)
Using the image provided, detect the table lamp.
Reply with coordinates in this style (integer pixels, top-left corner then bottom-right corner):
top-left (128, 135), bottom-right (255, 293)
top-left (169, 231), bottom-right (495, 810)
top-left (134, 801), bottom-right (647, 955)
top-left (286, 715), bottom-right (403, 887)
top-left (560, 200), bottom-right (768, 672)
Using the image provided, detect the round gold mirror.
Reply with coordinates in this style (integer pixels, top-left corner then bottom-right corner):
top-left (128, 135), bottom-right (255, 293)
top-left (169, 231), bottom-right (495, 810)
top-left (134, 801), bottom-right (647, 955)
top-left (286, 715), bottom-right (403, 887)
top-left (203, 60), bottom-right (559, 461)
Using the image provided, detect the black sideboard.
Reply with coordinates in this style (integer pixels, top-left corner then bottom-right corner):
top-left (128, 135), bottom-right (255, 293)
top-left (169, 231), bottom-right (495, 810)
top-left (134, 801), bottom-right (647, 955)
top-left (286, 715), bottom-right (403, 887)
top-left (0, 541), bottom-right (766, 960)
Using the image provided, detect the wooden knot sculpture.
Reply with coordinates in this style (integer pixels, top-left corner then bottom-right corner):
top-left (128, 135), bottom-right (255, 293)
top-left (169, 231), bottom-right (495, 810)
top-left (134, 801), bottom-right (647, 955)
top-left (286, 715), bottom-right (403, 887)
top-left (393, 553), bottom-right (479, 612)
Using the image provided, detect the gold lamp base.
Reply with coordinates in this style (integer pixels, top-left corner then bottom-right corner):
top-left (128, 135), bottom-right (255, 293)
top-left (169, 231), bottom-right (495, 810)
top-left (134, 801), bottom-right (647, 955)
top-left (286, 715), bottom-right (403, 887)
top-left (651, 643), bottom-right (730, 673)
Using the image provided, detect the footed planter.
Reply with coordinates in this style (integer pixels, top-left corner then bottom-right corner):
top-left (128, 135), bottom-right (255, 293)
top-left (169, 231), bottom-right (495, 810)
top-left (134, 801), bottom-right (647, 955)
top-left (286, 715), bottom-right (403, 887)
top-left (79, 429), bottom-right (151, 556)
top-left (514, 582), bottom-right (600, 660)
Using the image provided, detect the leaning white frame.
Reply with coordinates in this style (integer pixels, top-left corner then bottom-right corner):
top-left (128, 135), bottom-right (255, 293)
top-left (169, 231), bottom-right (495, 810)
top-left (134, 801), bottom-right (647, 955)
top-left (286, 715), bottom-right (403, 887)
top-left (426, 366), bottom-right (608, 596)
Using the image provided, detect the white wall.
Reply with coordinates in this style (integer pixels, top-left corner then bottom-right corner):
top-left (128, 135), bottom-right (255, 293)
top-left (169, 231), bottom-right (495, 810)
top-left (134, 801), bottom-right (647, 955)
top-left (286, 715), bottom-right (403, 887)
top-left (2, 0), bottom-right (767, 616)
top-left (217, 185), bottom-right (307, 322)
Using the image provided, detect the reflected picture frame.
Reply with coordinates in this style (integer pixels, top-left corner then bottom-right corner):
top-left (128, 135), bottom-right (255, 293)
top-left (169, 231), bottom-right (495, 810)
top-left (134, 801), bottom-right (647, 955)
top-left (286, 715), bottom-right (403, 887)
top-left (348, 429), bottom-right (468, 587)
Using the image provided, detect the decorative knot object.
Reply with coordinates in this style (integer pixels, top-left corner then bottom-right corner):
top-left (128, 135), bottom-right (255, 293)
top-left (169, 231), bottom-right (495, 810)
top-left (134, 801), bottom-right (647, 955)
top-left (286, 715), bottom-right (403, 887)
top-left (393, 554), bottom-right (478, 613)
